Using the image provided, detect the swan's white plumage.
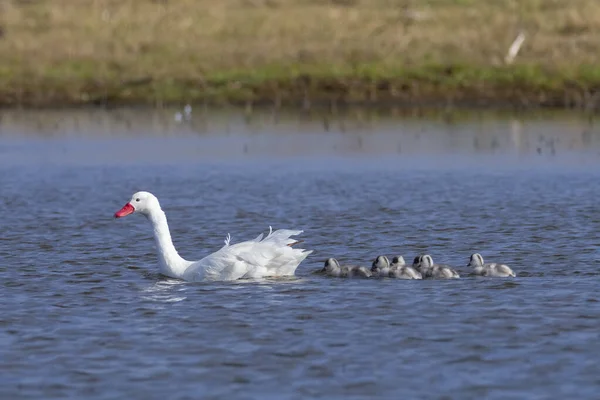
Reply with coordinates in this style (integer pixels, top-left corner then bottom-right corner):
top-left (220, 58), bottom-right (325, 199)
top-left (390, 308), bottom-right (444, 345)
top-left (115, 191), bottom-right (312, 282)
top-left (186, 228), bottom-right (310, 281)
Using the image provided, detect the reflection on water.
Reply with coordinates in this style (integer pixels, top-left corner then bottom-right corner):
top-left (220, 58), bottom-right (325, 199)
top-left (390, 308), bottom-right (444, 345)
top-left (140, 279), bottom-right (188, 304)
top-left (1, 108), bottom-right (599, 166)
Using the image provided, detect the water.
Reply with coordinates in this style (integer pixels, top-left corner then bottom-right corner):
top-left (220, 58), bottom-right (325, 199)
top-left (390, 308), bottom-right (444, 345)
top-left (1, 108), bottom-right (600, 399)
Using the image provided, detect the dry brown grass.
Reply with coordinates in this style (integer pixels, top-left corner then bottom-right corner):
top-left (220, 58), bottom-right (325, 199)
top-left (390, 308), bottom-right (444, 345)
top-left (2, 0), bottom-right (600, 107)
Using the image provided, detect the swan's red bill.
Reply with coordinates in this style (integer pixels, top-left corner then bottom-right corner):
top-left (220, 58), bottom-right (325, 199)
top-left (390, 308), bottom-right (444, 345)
top-left (114, 203), bottom-right (135, 218)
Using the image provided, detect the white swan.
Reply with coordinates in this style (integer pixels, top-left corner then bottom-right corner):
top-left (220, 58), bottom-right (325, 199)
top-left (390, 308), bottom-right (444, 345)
top-left (467, 253), bottom-right (516, 277)
top-left (114, 191), bottom-right (312, 282)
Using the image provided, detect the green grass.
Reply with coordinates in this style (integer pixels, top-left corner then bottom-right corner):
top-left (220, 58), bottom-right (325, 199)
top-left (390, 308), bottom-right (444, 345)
top-left (2, 0), bottom-right (600, 108)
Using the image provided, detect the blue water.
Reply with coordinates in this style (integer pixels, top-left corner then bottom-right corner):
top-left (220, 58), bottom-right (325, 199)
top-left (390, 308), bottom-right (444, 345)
top-left (1, 109), bottom-right (600, 399)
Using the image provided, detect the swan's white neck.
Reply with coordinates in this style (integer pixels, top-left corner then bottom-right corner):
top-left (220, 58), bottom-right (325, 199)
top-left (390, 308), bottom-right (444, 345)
top-left (146, 207), bottom-right (191, 278)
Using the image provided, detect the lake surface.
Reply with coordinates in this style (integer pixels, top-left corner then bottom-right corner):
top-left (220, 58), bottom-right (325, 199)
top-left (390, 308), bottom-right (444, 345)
top-left (1, 107), bottom-right (600, 399)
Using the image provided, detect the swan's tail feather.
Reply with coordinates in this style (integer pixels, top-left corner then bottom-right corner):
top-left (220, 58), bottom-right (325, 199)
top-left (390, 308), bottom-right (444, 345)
top-left (258, 228), bottom-right (305, 248)
top-left (276, 249), bottom-right (313, 276)
top-left (257, 228), bottom-right (311, 276)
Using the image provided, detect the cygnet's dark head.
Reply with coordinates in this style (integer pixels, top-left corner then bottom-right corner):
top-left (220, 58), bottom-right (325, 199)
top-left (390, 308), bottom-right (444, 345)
top-left (412, 255), bottom-right (422, 268)
top-left (421, 255), bottom-right (434, 269)
top-left (323, 258), bottom-right (341, 272)
top-left (371, 255), bottom-right (390, 271)
top-left (467, 253), bottom-right (484, 268)
top-left (391, 256), bottom-right (405, 266)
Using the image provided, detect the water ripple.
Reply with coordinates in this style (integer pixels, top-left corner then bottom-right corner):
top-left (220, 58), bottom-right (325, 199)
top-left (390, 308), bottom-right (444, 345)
top-left (2, 124), bottom-right (600, 399)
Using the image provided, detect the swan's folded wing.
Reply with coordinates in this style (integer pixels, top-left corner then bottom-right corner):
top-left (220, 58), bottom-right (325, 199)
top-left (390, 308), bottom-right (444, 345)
top-left (186, 228), bottom-right (311, 281)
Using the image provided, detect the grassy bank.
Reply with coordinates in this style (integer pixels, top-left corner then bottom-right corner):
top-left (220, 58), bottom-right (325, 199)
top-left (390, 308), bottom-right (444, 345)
top-left (2, 0), bottom-right (600, 108)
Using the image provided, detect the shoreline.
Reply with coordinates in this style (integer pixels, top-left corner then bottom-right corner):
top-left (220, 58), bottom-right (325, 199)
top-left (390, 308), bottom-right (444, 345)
top-left (3, 64), bottom-right (600, 111)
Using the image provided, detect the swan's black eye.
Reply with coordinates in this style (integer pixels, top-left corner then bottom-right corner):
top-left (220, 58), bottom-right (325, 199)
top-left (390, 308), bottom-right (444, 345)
top-left (135, 198), bottom-right (140, 202)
